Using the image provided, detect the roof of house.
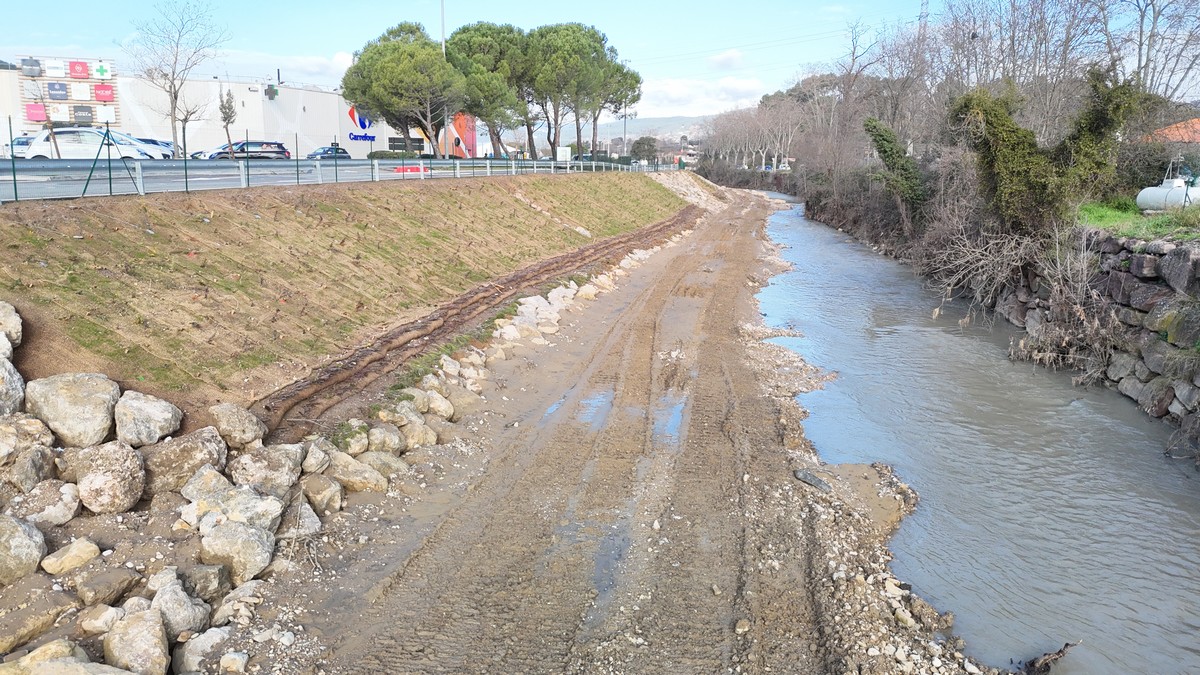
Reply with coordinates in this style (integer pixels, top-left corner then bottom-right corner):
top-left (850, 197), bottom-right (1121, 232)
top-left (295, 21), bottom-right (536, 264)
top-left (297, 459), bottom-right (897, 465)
top-left (1151, 118), bottom-right (1200, 143)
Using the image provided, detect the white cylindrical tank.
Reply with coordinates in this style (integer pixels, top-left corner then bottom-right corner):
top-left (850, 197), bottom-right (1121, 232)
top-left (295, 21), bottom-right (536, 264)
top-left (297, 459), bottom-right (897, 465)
top-left (1137, 178), bottom-right (1200, 210)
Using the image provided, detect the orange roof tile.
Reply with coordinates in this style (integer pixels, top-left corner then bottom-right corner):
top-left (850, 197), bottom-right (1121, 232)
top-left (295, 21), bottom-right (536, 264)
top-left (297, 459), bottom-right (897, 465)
top-left (1152, 118), bottom-right (1200, 143)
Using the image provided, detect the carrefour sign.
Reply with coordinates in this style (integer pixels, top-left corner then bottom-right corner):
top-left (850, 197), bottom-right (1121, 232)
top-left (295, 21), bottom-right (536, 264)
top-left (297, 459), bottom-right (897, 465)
top-left (348, 106), bottom-right (376, 142)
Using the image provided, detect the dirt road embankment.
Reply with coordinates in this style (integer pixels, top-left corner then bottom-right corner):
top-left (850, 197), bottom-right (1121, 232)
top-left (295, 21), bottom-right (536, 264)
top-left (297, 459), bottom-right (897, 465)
top-left (229, 178), bottom-right (1001, 674)
top-left (0, 174), bottom-right (684, 431)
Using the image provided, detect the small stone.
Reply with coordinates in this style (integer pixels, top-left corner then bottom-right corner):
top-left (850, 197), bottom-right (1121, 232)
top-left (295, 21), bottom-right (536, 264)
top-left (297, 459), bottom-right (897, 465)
top-left (964, 659), bottom-right (982, 674)
top-left (220, 651), bottom-right (249, 672)
top-left (712, 585), bottom-right (721, 596)
top-left (734, 619), bottom-right (751, 635)
top-left (867, 647), bottom-right (881, 657)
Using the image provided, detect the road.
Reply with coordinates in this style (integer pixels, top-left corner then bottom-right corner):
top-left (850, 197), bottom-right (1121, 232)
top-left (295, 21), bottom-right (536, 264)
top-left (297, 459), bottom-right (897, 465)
top-left (0, 158), bottom-right (652, 201)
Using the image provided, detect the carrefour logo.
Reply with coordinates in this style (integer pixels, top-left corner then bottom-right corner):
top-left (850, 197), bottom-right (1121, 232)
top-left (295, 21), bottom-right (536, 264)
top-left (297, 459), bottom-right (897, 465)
top-left (348, 106), bottom-right (373, 130)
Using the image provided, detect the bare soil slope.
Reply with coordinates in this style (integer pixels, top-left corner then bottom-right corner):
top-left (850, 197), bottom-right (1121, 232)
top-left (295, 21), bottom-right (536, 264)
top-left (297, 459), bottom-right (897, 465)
top-left (0, 175), bottom-right (684, 426)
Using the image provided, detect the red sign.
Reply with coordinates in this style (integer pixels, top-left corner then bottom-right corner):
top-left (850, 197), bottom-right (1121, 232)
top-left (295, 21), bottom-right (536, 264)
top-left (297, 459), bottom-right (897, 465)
top-left (69, 61), bottom-right (89, 78)
top-left (94, 84), bottom-right (114, 102)
top-left (25, 103), bottom-right (46, 121)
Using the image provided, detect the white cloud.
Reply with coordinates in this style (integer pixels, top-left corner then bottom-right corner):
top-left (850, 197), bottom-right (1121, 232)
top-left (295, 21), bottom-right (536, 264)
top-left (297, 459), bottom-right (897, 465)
top-left (707, 49), bottom-right (744, 70)
top-left (636, 76), bottom-right (767, 118)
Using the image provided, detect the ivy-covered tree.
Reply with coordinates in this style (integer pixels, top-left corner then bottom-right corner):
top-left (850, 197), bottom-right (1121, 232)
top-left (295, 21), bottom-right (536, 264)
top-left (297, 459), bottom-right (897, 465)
top-left (950, 71), bottom-right (1139, 233)
top-left (863, 117), bottom-right (925, 236)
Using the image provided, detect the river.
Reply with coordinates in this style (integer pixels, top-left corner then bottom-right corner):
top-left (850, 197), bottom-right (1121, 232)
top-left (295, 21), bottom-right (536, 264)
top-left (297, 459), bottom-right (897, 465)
top-left (757, 202), bottom-right (1200, 674)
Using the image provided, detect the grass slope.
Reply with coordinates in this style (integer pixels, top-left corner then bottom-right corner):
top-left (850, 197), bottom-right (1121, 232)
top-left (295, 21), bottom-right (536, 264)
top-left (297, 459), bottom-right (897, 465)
top-left (0, 173), bottom-right (685, 411)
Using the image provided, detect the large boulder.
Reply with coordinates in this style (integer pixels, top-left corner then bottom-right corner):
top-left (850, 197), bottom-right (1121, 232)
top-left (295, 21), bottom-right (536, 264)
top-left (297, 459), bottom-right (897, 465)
top-left (0, 301), bottom-right (21, 347)
top-left (150, 577), bottom-right (211, 641)
top-left (323, 450), bottom-right (387, 492)
top-left (425, 391), bottom-right (455, 421)
top-left (79, 604), bottom-right (125, 635)
top-left (198, 519), bottom-right (274, 586)
top-left (357, 451), bottom-right (410, 479)
top-left (300, 437), bottom-right (332, 474)
top-left (275, 492), bottom-right (321, 540)
top-left (114, 391), bottom-right (182, 448)
top-left (25, 374), bottom-right (120, 448)
top-left (103, 610), bottom-right (170, 675)
top-left (399, 421), bottom-right (438, 450)
top-left (225, 443), bottom-right (303, 500)
top-left (1159, 245), bottom-right (1200, 295)
top-left (180, 465), bottom-right (284, 532)
top-left (68, 441), bottom-right (145, 515)
top-left (5, 445), bottom-right (55, 493)
top-left (366, 424), bottom-right (403, 455)
top-left (75, 567), bottom-right (141, 607)
top-left (332, 419), bottom-right (369, 456)
top-left (41, 537), bottom-right (100, 576)
top-left (0, 514), bottom-right (45, 586)
top-left (0, 414), bottom-right (55, 466)
top-left (6, 479), bottom-right (81, 528)
top-left (6, 638), bottom-right (90, 667)
top-left (0, 358), bottom-right (24, 416)
top-left (208, 404), bottom-right (266, 450)
top-left (445, 385), bottom-right (484, 422)
top-left (140, 427), bottom-right (227, 498)
top-left (181, 564), bottom-right (231, 605)
top-left (171, 625), bottom-right (231, 674)
top-left (300, 475), bottom-right (342, 515)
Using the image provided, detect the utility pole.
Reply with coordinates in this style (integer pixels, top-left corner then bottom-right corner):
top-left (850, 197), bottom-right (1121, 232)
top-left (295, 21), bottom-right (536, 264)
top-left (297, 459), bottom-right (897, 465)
top-left (441, 0), bottom-right (449, 160)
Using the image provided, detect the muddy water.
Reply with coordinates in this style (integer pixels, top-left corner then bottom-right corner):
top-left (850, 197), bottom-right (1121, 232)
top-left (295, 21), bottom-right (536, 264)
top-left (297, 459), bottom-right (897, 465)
top-left (759, 204), bottom-right (1200, 674)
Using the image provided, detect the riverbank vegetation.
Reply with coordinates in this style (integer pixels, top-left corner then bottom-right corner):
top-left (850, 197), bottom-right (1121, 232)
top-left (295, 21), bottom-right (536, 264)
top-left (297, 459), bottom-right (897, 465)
top-left (697, 0), bottom-right (1200, 383)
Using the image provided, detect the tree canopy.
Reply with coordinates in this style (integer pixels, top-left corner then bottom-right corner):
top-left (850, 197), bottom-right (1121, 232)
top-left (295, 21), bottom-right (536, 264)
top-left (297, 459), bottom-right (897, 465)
top-left (342, 24), bottom-right (466, 158)
top-left (344, 20), bottom-right (640, 159)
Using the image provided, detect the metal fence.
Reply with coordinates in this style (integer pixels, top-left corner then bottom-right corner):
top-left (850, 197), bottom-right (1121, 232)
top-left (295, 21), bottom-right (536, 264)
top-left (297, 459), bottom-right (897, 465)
top-left (0, 156), bottom-right (674, 203)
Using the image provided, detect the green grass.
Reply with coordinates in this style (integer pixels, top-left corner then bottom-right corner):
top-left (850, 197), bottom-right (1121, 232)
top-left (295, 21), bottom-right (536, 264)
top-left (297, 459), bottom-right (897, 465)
top-left (1078, 201), bottom-right (1200, 240)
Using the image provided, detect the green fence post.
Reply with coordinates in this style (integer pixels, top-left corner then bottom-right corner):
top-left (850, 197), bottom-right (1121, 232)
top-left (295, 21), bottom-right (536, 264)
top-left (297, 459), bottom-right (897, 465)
top-left (7, 117), bottom-right (17, 202)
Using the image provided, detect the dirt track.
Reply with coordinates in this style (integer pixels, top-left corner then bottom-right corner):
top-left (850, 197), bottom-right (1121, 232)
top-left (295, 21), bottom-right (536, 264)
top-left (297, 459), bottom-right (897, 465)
top-left (328, 190), bottom-right (822, 673)
top-left (228, 182), bottom-right (984, 675)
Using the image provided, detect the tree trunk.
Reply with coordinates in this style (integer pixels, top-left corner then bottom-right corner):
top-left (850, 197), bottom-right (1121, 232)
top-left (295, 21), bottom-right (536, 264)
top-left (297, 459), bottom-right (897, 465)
top-left (486, 124), bottom-right (504, 158)
top-left (525, 122), bottom-right (537, 159)
top-left (574, 112), bottom-right (584, 159)
top-left (590, 111), bottom-right (601, 159)
top-left (224, 125), bottom-right (234, 161)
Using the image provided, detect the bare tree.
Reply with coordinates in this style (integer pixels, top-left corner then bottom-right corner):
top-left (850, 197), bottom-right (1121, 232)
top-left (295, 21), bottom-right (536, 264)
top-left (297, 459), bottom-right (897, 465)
top-left (126, 0), bottom-right (228, 157)
top-left (1093, 0), bottom-right (1200, 100)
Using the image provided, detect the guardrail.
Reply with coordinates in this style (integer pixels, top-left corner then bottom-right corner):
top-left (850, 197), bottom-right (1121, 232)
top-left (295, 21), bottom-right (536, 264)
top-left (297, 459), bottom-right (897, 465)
top-left (0, 158), bottom-right (674, 203)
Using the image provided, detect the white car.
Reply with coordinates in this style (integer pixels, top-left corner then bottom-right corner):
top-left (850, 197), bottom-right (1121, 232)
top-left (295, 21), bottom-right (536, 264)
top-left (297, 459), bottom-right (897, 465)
top-left (1, 135), bottom-right (33, 159)
top-left (24, 127), bottom-right (165, 160)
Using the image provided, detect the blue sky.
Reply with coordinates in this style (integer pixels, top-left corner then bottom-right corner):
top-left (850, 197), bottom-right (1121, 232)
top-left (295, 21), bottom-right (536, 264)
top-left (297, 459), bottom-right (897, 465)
top-left (8, 0), bottom-right (933, 118)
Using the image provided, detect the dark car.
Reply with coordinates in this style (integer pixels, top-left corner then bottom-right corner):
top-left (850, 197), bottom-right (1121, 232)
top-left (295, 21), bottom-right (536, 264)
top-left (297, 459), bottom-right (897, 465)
top-left (206, 141), bottom-right (291, 160)
top-left (306, 146), bottom-right (351, 160)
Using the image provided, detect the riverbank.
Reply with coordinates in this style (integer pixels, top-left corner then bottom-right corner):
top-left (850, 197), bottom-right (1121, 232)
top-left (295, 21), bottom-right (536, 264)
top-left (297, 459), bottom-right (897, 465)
top-left (0, 174), bottom-right (1006, 674)
top-left (211, 179), bottom-right (1002, 674)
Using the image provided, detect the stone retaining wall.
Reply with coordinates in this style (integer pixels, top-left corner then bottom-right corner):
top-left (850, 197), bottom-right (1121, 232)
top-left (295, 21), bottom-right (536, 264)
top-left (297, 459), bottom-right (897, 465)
top-left (990, 229), bottom-right (1200, 447)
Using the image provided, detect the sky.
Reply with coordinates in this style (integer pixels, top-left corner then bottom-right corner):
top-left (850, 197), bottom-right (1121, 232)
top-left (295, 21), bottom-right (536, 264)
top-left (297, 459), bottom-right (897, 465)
top-left (7, 0), bottom-right (933, 120)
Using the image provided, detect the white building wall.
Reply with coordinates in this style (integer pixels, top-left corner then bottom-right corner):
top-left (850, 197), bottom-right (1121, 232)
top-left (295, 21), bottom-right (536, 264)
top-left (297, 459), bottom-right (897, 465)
top-left (0, 61), bottom-right (421, 158)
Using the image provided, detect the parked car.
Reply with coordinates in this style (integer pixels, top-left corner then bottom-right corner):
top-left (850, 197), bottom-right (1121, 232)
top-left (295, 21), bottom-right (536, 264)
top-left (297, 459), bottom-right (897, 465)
top-left (204, 141), bottom-right (291, 160)
top-left (23, 127), bottom-right (163, 160)
top-left (134, 137), bottom-right (175, 158)
top-left (306, 146), bottom-right (351, 161)
top-left (1, 135), bottom-right (33, 159)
